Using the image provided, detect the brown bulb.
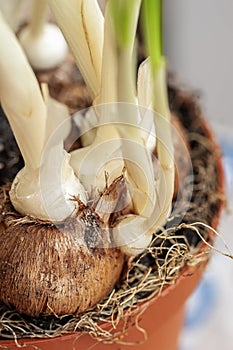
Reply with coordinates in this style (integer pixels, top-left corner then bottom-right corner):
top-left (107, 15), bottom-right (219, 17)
top-left (0, 189), bottom-right (125, 316)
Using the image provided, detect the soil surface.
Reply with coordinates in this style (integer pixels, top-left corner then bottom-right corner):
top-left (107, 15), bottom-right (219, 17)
top-left (0, 108), bottom-right (23, 185)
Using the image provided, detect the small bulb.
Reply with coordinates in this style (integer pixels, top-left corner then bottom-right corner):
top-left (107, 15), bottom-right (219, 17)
top-left (19, 23), bottom-right (68, 71)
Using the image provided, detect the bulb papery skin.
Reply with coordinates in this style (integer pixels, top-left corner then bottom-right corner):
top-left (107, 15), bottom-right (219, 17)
top-left (0, 188), bottom-right (125, 316)
top-left (113, 215), bottom-right (153, 256)
top-left (19, 23), bottom-right (68, 71)
top-left (9, 154), bottom-right (87, 222)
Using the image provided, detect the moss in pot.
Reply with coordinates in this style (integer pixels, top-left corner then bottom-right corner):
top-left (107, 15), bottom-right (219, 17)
top-left (0, 0), bottom-right (225, 348)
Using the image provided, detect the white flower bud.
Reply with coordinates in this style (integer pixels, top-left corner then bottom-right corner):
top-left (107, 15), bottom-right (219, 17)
top-left (19, 23), bottom-right (68, 70)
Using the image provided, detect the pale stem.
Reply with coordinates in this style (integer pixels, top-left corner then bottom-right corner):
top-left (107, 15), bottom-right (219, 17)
top-left (137, 58), bottom-right (174, 229)
top-left (100, 0), bottom-right (141, 105)
top-left (71, 125), bottom-right (124, 195)
top-left (142, 0), bottom-right (174, 187)
top-left (113, 22), bottom-right (174, 255)
top-left (116, 0), bottom-right (141, 103)
top-left (48, 0), bottom-right (104, 99)
top-left (0, 12), bottom-right (46, 169)
top-left (117, 47), bottom-right (136, 103)
top-left (98, 0), bottom-right (118, 104)
top-left (111, 0), bottom-right (156, 216)
top-left (28, 0), bottom-right (48, 37)
top-left (0, 0), bottom-right (24, 31)
top-left (147, 61), bottom-right (174, 232)
top-left (153, 61), bottom-right (174, 168)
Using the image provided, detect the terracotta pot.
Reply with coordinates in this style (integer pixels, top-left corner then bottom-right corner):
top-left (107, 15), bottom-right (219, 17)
top-left (0, 261), bottom-right (208, 350)
top-left (0, 95), bottom-right (225, 350)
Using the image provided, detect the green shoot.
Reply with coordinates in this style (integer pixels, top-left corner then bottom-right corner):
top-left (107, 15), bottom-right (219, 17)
top-left (142, 0), bottom-right (162, 74)
top-left (101, 0), bottom-right (141, 103)
top-left (142, 0), bottom-right (169, 118)
top-left (111, 0), bottom-right (136, 49)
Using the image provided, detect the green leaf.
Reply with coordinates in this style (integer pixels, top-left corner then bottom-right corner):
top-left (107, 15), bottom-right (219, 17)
top-left (142, 0), bottom-right (163, 73)
top-left (110, 0), bottom-right (140, 48)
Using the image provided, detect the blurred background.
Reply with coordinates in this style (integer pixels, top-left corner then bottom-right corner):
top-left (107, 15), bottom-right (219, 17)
top-left (163, 1), bottom-right (233, 349)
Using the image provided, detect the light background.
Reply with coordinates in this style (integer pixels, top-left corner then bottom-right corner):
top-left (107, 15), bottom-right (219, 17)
top-left (163, 1), bottom-right (233, 349)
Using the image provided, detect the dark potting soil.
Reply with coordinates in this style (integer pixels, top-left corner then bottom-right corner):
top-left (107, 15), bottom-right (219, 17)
top-left (0, 107), bottom-right (23, 185)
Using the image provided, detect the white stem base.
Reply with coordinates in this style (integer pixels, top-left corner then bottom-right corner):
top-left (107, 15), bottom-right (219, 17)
top-left (10, 153), bottom-right (87, 222)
